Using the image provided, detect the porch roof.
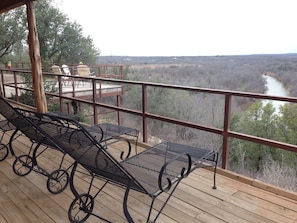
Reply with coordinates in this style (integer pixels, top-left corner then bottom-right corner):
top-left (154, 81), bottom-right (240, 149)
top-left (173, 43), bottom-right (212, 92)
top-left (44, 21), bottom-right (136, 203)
top-left (0, 0), bottom-right (34, 14)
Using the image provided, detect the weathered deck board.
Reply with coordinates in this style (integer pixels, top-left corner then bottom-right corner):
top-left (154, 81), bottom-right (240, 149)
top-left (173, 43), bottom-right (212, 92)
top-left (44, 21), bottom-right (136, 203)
top-left (0, 131), bottom-right (297, 223)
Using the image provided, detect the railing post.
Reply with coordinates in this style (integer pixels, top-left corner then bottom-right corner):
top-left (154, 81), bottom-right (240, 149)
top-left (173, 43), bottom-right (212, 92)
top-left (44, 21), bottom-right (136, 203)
top-left (98, 66), bottom-right (101, 76)
top-left (117, 95), bottom-right (122, 125)
top-left (92, 78), bottom-right (98, 124)
top-left (13, 71), bottom-right (19, 102)
top-left (120, 65), bottom-right (123, 77)
top-left (58, 76), bottom-right (63, 112)
top-left (142, 84), bottom-right (148, 143)
top-left (222, 93), bottom-right (232, 169)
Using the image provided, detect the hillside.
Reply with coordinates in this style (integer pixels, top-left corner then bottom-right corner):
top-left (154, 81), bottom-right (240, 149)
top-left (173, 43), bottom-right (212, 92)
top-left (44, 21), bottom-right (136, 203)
top-left (98, 54), bottom-right (297, 192)
top-left (98, 54), bottom-right (297, 96)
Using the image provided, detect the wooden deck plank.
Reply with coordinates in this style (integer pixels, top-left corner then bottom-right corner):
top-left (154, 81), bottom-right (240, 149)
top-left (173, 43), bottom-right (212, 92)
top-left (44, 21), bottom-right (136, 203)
top-left (1, 131), bottom-right (297, 223)
top-left (195, 167), bottom-right (297, 209)
top-left (189, 169), bottom-right (297, 223)
top-left (234, 190), bottom-right (297, 220)
top-left (0, 163), bottom-right (56, 223)
top-left (180, 174), bottom-right (272, 223)
top-left (0, 172), bottom-right (32, 223)
top-left (195, 212), bottom-right (228, 223)
top-left (172, 184), bottom-right (250, 223)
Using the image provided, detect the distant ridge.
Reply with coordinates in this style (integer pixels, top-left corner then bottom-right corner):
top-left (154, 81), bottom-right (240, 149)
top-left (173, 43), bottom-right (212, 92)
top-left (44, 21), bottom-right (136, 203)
top-left (97, 54), bottom-right (297, 65)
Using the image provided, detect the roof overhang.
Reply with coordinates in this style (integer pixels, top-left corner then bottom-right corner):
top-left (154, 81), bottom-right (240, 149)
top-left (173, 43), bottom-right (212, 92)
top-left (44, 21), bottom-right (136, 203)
top-left (0, 0), bottom-right (33, 14)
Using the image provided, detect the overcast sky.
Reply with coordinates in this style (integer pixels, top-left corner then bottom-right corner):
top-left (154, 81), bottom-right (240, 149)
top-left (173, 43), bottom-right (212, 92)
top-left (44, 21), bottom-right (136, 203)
top-left (57, 0), bottom-right (297, 57)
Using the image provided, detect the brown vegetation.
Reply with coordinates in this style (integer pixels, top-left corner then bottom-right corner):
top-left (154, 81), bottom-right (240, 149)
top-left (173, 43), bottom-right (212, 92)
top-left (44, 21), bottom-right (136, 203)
top-left (99, 54), bottom-right (297, 192)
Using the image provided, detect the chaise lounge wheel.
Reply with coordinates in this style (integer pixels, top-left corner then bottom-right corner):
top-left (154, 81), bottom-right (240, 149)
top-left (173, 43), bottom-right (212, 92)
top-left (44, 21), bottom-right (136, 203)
top-left (13, 155), bottom-right (33, 176)
top-left (0, 143), bottom-right (9, 161)
top-left (68, 194), bottom-right (94, 223)
top-left (47, 169), bottom-right (69, 194)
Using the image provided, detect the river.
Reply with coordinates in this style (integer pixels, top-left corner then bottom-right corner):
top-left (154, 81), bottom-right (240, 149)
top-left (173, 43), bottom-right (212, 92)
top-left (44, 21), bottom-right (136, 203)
top-left (263, 75), bottom-right (289, 113)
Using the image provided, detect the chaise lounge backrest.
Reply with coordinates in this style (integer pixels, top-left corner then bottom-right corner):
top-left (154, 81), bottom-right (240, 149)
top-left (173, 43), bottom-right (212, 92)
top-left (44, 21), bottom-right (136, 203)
top-left (0, 97), bottom-right (77, 150)
top-left (0, 97), bottom-right (47, 145)
top-left (77, 64), bottom-right (93, 77)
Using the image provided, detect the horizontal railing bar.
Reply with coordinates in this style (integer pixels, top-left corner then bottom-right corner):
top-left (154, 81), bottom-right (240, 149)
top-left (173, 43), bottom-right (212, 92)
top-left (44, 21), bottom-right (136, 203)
top-left (2, 68), bottom-right (297, 170)
top-left (229, 131), bottom-right (297, 153)
top-left (3, 68), bottom-right (297, 102)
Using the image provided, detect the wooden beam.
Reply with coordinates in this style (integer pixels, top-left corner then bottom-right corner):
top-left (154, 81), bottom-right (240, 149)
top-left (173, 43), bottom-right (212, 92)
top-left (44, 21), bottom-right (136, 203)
top-left (26, 1), bottom-right (47, 112)
top-left (0, 0), bottom-right (28, 14)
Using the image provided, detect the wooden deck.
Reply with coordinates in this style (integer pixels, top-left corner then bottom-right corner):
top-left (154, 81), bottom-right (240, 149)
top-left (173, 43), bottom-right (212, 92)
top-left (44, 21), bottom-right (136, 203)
top-left (0, 130), bottom-right (297, 223)
top-left (60, 81), bottom-right (123, 99)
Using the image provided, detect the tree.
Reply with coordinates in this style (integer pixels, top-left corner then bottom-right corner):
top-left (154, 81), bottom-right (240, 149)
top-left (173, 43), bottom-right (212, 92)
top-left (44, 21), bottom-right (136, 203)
top-left (230, 101), bottom-right (280, 171)
top-left (277, 104), bottom-right (297, 167)
top-left (278, 104), bottom-right (297, 145)
top-left (35, 0), bottom-right (100, 69)
top-left (0, 7), bottom-right (27, 65)
top-left (0, 0), bottom-right (100, 68)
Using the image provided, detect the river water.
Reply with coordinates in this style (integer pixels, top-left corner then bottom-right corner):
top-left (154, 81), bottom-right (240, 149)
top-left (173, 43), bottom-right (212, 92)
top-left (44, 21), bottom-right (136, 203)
top-left (263, 75), bottom-right (289, 113)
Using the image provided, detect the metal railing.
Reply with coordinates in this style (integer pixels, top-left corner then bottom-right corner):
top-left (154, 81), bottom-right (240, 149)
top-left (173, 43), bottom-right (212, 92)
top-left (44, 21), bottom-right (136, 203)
top-left (1, 68), bottom-right (297, 169)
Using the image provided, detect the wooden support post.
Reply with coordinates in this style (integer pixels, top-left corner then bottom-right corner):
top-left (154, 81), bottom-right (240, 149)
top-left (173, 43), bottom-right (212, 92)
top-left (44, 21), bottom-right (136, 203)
top-left (26, 1), bottom-right (47, 112)
top-left (222, 94), bottom-right (231, 169)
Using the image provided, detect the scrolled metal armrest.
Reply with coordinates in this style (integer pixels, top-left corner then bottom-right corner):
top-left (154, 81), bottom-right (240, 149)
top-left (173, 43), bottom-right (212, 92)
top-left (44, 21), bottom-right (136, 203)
top-left (158, 152), bottom-right (192, 192)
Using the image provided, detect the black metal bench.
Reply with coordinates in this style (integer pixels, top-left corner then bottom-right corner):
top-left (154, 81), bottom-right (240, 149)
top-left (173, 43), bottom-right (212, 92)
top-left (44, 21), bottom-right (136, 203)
top-left (34, 112), bottom-right (219, 222)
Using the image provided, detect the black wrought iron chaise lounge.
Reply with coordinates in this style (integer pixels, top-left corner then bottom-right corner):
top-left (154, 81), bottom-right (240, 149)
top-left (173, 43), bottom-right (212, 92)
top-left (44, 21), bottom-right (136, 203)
top-left (34, 111), bottom-right (218, 222)
top-left (0, 96), bottom-right (73, 194)
top-left (0, 96), bottom-right (139, 195)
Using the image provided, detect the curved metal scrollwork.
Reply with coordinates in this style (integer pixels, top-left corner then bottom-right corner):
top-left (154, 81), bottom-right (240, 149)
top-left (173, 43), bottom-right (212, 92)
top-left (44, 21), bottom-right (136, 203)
top-left (47, 169), bottom-right (69, 194)
top-left (68, 193), bottom-right (94, 223)
top-left (120, 138), bottom-right (132, 160)
top-left (158, 153), bottom-right (192, 192)
top-left (12, 154), bottom-right (33, 176)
